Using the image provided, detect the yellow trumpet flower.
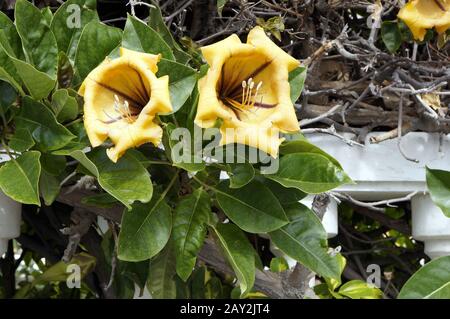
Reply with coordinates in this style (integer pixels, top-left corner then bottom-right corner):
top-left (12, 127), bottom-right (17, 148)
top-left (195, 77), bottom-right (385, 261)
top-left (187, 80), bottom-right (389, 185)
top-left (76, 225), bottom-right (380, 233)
top-left (195, 26), bottom-right (300, 158)
top-left (398, 0), bottom-right (450, 41)
top-left (79, 48), bottom-right (172, 162)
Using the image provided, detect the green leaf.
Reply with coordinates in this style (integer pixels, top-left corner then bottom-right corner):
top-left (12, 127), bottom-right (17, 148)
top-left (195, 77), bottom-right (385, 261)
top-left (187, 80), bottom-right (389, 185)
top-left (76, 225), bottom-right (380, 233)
top-left (227, 163), bottom-right (255, 189)
top-left (122, 14), bottom-right (175, 60)
top-left (75, 21), bottom-right (122, 81)
top-left (0, 81), bottom-right (16, 113)
top-left (426, 167), bottom-right (450, 217)
top-left (269, 202), bottom-right (341, 279)
top-left (270, 257), bottom-right (289, 272)
top-left (157, 59), bottom-right (197, 113)
top-left (173, 189), bottom-right (210, 281)
top-left (0, 11), bottom-right (23, 58)
top-left (14, 0), bottom-right (58, 77)
top-left (280, 138), bottom-right (342, 168)
top-left (147, 5), bottom-right (191, 64)
top-left (338, 280), bottom-right (382, 299)
top-left (261, 178), bottom-right (306, 206)
top-left (267, 153), bottom-right (352, 193)
top-left (51, 0), bottom-right (99, 61)
top-left (212, 223), bottom-right (255, 297)
top-left (147, 243), bottom-right (177, 299)
top-left (51, 89), bottom-right (79, 123)
top-left (381, 21), bottom-right (402, 53)
top-left (40, 153), bottom-right (67, 176)
top-left (217, 0), bottom-right (228, 16)
top-left (8, 128), bottom-right (34, 152)
top-left (39, 170), bottom-right (61, 206)
top-left (57, 52), bottom-right (74, 88)
top-left (86, 148), bottom-right (153, 209)
top-left (399, 256), bottom-right (450, 299)
top-left (216, 180), bottom-right (288, 233)
top-left (15, 97), bottom-right (75, 152)
top-left (164, 123), bottom-right (205, 172)
top-left (0, 151), bottom-right (41, 205)
top-left (118, 192), bottom-right (171, 261)
top-left (288, 66), bottom-right (307, 103)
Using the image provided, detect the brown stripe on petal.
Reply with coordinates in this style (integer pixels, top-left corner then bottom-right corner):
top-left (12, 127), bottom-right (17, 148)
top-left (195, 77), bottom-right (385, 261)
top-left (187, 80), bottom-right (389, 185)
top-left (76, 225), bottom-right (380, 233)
top-left (226, 60), bottom-right (272, 98)
top-left (254, 102), bottom-right (277, 108)
top-left (90, 78), bottom-right (145, 109)
top-left (433, 0), bottom-right (447, 11)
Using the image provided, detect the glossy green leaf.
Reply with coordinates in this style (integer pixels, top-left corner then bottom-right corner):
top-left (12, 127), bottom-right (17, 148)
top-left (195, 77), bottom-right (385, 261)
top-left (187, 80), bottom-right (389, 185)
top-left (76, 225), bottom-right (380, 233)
top-left (147, 243), bottom-right (177, 299)
top-left (87, 148), bottom-right (153, 209)
top-left (261, 177), bottom-right (306, 206)
top-left (173, 189), bottom-right (210, 281)
top-left (270, 257), bottom-right (289, 273)
top-left (51, 0), bottom-right (99, 61)
top-left (0, 11), bottom-right (23, 58)
top-left (0, 151), bottom-right (41, 205)
top-left (15, 97), bottom-right (75, 152)
top-left (51, 89), bottom-right (79, 123)
top-left (75, 21), bottom-right (122, 81)
top-left (57, 52), bottom-right (74, 88)
top-left (212, 223), bottom-right (255, 297)
top-left (227, 163), bottom-right (255, 189)
top-left (8, 128), bottom-right (34, 152)
top-left (280, 139), bottom-right (342, 168)
top-left (381, 21), bottom-right (402, 53)
top-left (118, 192), bottom-right (171, 261)
top-left (157, 59), bottom-right (197, 113)
top-left (14, 0), bottom-right (58, 77)
top-left (165, 123), bottom-right (205, 172)
top-left (288, 66), bottom-right (307, 103)
top-left (338, 280), bottom-right (382, 299)
top-left (426, 167), bottom-right (450, 217)
top-left (217, 0), bottom-right (228, 15)
top-left (122, 14), bottom-right (175, 60)
top-left (216, 180), bottom-right (288, 233)
top-left (39, 170), bottom-right (61, 206)
top-left (267, 153), bottom-right (352, 194)
top-left (0, 81), bottom-right (16, 113)
top-left (269, 202), bottom-right (341, 279)
top-left (399, 256), bottom-right (450, 299)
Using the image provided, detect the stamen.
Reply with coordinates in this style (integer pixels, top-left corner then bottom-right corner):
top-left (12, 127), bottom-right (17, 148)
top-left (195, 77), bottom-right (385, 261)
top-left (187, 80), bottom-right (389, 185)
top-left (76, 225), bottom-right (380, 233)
top-left (102, 95), bottom-right (137, 124)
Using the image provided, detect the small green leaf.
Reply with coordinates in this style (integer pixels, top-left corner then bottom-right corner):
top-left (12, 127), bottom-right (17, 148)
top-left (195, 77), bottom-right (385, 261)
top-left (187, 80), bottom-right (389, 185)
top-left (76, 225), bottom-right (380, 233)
top-left (87, 148), bottom-right (153, 209)
top-left (269, 202), bottom-right (341, 279)
top-left (75, 21), bottom-right (122, 81)
top-left (381, 21), bottom-right (402, 53)
top-left (8, 128), bottom-right (35, 152)
top-left (118, 192), bottom-right (171, 261)
top-left (216, 180), bottom-right (289, 233)
top-left (217, 0), bottom-right (228, 16)
top-left (39, 170), bottom-right (61, 206)
top-left (270, 257), bottom-right (289, 272)
top-left (51, 0), bottom-right (99, 61)
top-left (0, 81), bottom-right (16, 113)
top-left (122, 14), bottom-right (175, 60)
top-left (426, 167), bottom-right (450, 217)
top-left (280, 138), bottom-right (342, 168)
top-left (57, 52), bottom-right (74, 88)
top-left (147, 243), bottom-right (177, 299)
top-left (15, 97), bottom-right (75, 152)
top-left (288, 66), bottom-right (307, 103)
top-left (157, 59), bottom-right (197, 113)
top-left (212, 223), bottom-right (255, 297)
top-left (338, 280), bottom-right (382, 299)
top-left (0, 151), bottom-right (41, 205)
top-left (227, 163), bottom-right (255, 189)
top-left (267, 153), bottom-right (352, 194)
top-left (399, 256), bottom-right (450, 299)
top-left (15, 0), bottom-right (58, 77)
top-left (173, 189), bottom-right (210, 281)
top-left (0, 11), bottom-right (23, 58)
top-left (51, 89), bottom-right (79, 123)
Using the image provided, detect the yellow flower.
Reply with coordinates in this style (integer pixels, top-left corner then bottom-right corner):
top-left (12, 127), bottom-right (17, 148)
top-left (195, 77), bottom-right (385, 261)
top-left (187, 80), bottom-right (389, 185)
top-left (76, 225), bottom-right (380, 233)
top-left (398, 0), bottom-right (450, 41)
top-left (195, 26), bottom-right (300, 158)
top-left (79, 48), bottom-right (172, 162)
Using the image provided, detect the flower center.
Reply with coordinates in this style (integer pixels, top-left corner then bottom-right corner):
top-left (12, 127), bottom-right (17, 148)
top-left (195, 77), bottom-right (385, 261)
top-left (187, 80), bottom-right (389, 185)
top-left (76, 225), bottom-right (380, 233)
top-left (102, 94), bottom-right (139, 124)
